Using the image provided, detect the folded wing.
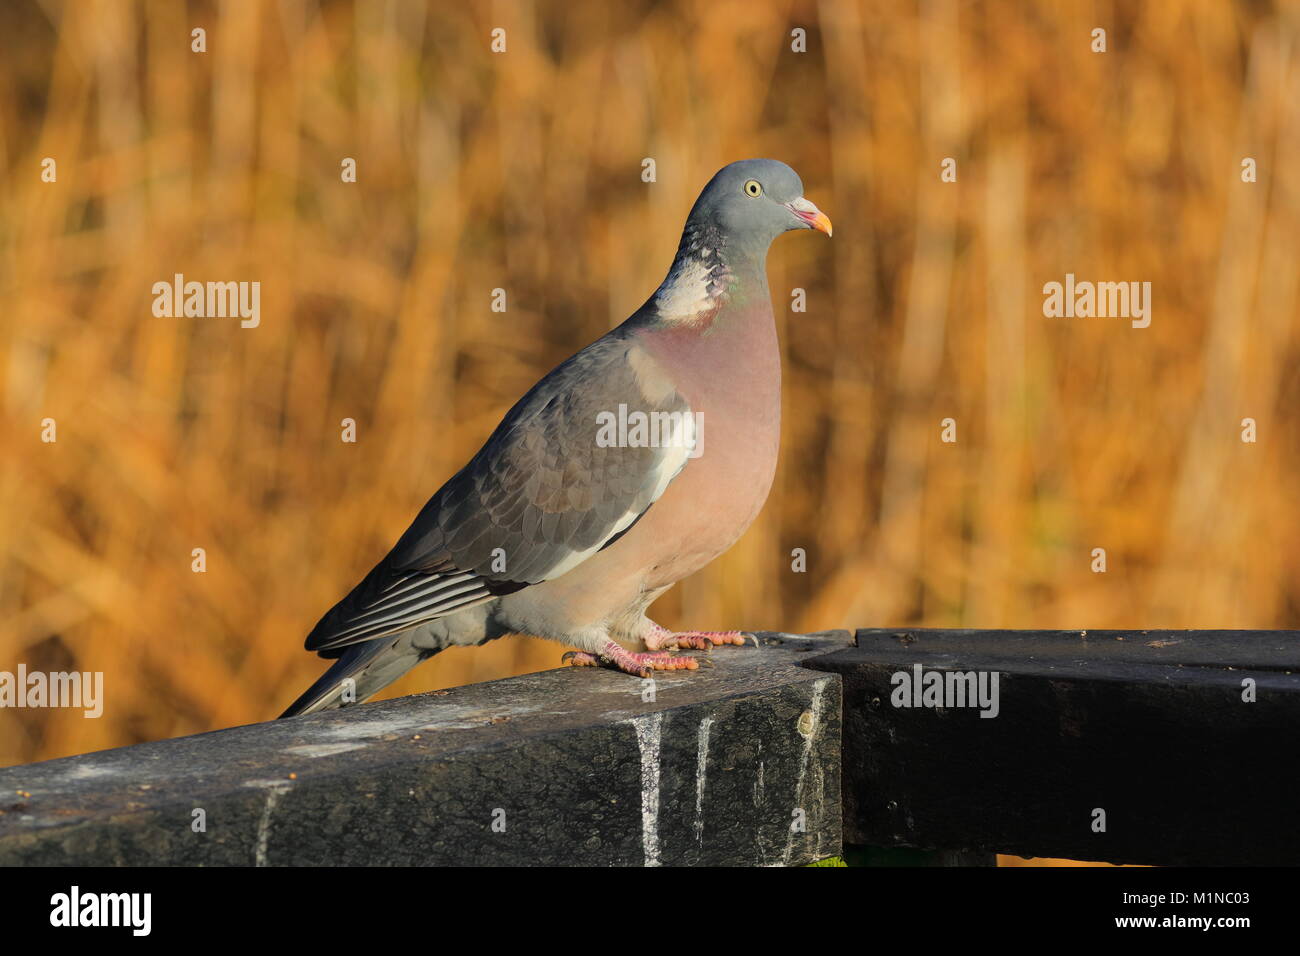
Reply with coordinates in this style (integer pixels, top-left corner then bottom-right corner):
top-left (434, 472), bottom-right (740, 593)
top-left (305, 334), bottom-right (692, 655)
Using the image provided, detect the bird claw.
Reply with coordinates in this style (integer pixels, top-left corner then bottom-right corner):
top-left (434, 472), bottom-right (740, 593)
top-left (563, 641), bottom-right (703, 678)
top-left (644, 626), bottom-right (753, 652)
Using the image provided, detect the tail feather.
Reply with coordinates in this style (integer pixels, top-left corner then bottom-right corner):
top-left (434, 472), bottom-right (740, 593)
top-left (278, 633), bottom-right (433, 719)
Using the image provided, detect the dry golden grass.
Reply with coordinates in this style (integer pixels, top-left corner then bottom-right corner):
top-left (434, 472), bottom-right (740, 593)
top-left (2, 0), bottom-right (1298, 875)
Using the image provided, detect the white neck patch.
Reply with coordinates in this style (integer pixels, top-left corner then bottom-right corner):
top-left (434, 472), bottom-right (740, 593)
top-left (653, 253), bottom-right (729, 322)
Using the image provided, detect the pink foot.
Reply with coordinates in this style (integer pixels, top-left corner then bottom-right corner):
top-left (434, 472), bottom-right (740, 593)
top-left (563, 640), bottom-right (702, 679)
top-left (643, 623), bottom-right (753, 652)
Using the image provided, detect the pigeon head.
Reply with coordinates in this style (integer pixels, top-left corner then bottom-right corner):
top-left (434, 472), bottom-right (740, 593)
top-left (686, 159), bottom-right (832, 255)
top-left (648, 159), bottom-right (830, 323)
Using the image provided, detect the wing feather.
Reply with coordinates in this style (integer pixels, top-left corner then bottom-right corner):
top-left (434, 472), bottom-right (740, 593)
top-left (304, 333), bottom-right (692, 655)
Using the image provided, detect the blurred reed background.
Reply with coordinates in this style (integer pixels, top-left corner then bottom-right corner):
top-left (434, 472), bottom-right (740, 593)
top-left (1, 0), bottom-right (1298, 866)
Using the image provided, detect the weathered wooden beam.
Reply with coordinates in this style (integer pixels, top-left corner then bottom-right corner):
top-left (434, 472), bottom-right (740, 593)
top-left (806, 628), bottom-right (1300, 866)
top-left (8, 626), bottom-right (1291, 867)
top-left (0, 632), bottom-right (846, 866)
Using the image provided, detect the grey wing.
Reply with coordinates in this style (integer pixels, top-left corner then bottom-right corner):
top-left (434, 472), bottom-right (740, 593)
top-left (304, 335), bottom-right (693, 655)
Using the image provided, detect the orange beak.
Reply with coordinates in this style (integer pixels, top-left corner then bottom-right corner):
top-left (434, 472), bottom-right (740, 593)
top-left (787, 197), bottom-right (833, 237)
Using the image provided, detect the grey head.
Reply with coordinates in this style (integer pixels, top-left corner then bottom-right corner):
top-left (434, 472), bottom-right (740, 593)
top-left (680, 158), bottom-right (831, 264)
top-left (643, 159), bottom-right (830, 323)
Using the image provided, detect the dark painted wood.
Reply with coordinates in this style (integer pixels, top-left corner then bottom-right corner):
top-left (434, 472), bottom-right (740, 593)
top-left (5, 626), bottom-right (1295, 867)
top-left (806, 628), bottom-right (1300, 866)
top-left (0, 632), bottom-right (847, 866)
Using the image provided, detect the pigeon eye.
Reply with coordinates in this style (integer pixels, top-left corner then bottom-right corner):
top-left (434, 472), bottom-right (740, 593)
top-left (743, 179), bottom-right (763, 197)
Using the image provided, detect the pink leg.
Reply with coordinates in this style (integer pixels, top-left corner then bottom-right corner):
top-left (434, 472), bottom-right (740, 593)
top-left (643, 622), bottom-right (753, 651)
top-left (563, 639), bottom-right (701, 679)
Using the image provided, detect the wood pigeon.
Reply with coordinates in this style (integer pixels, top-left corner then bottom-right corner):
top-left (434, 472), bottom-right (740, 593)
top-left (280, 159), bottom-right (831, 717)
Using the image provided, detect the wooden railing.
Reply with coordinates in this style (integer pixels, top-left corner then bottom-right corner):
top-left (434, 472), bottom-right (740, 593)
top-left (1, 629), bottom-right (1295, 866)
